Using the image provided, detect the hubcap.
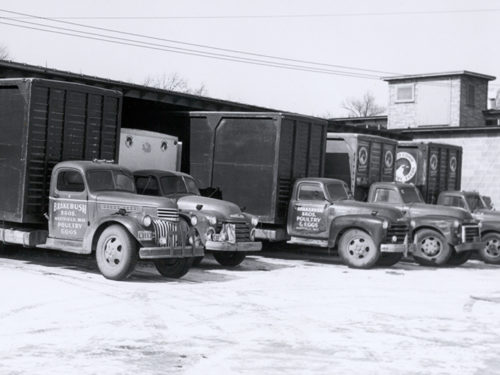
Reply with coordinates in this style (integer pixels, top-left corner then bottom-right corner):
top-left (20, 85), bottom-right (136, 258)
top-left (486, 239), bottom-right (500, 257)
top-left (347, 238), bottom-right (370, 259)
top-left (103, 236), bottom-right (124, 267)
top-left (420, 237), bottom-right (441, 257)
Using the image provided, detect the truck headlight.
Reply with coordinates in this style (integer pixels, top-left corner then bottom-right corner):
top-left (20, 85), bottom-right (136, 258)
top-left (453, 220), bottom-right (460, 228)
top-left (142, 215), bottom-right (152, 228)
top-left (478, 222), bottom-right (483, 228)
top-left (190, 216), bottom-right (198, 226)
top-left (382, 220), bottom-right (389, 229)
top-left (410, 220), bottom-right (416, 228)
top-left (206, 215), bottom-right (217, 225)
top-left (251, 217), bottom-right (259, 227)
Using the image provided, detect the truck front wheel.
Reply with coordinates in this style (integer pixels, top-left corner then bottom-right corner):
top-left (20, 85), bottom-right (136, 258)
top-left (96, 225), bottom-right (138, 281)
top-left (213, 252), bottom-right (246, 267)
top-left (479, 233), bottom-right (500, 264)
top-left (338, 229), bottom-right (380, 269)
top-left (154, 258), bottom-right (193, 279)
top-left (413, 229), bottom-right (451, 266)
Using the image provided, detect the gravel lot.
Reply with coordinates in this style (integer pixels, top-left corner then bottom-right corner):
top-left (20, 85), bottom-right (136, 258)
top-left (0, 247), bottom-right (499, 375)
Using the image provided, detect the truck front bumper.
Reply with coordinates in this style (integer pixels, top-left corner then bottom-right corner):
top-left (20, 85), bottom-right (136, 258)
top-left (454, 238), bottom-right (485, 253)
top-left (139, 245), bottom-right (204, 259)
top-left (380, 243), bottom-right (408, 253)
top-left (205, 240), bottom-right (262, 252)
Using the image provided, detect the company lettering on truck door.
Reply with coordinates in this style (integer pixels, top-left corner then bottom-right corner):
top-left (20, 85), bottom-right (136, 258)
top-left (49, 169), bottom-right (89, 240)
top-left (291, 182), bottom-right (328, 234)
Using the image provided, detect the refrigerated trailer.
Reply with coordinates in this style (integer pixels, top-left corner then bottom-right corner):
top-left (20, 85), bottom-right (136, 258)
top-left (324, 133), bottom-right (397, 201)
top-left (396, 141), bottom-right (462, 204)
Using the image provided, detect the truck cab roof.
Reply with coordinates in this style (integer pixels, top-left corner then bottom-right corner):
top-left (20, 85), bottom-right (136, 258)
top-left (54, 160), bottom-right (130, 174)
top-left (133, 169), bottom-right (192, 179)
top-left (370, 181), bottom-right (413, 189)
top-left (294, 177), bottom-right (346, 185)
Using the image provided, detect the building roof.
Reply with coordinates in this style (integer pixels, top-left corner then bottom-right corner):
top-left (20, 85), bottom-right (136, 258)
top-left (382, 70), bottom-right (496, 82)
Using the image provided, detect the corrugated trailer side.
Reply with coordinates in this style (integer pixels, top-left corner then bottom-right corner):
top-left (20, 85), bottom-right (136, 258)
top-left (0, 78), bottom-right (122, 224)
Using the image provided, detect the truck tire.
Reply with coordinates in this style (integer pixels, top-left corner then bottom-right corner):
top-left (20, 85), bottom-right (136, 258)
top-left (413, 229), bottom-right (451, 266)
top-left (96, 225), bottom-right (138, 281)
top-left (192, 256), bottom-right (204, 267)
top-left (446, 250), bottom-right (472, 266)
top-left (154, 258), bottom-right (193, 279)
top-left (213, 252), bottom-right (246, 267)
top-left (338, 229), bottom-right (380, 269)
top-left (376, 253), bottom-right (403, 267)
top-left (478, 233), bottom-right (500, 264)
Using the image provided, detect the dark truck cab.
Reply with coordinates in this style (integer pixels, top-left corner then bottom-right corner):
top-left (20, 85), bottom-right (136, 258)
top-left (438, 191), bottom-right (500, 264)
top-left (134, 170), bottom-right (262, 267)
top-left (0, 161), bottom-right (203, 280)
top-left (368, 182), bottom-right (483, 266)
top-left (287, 178), bottom-right (411, 268)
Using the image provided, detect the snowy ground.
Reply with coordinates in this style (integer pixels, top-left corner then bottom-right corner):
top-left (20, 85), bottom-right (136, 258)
top-left (0, 247), bottom-right (499, 375)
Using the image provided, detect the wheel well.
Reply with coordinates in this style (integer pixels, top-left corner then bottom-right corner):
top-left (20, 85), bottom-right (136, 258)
top-left (412, 225), bottom-right (444, 238)
top-left (91, 221), bottom-right (131, 253)
top-left (333, 226), bottom-right (371, 248)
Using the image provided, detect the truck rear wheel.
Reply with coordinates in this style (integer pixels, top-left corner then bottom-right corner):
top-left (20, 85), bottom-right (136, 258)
top-left (96, 225), bottom-right (138, 281)
top-left (413, 229), bottom-right (451, 266)
top-left (338, 229), bottom-right (380, 269)
top-left (154, 258), bottom-right (193, 279)
top-left (376, 253), bottom-right (403, 267)
top-left (479, 233), bottom-right (500, 264)
top-left (213, 252), bottom-right (246, 267)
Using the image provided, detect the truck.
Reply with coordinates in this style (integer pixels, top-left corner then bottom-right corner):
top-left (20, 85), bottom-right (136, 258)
top-left (133, 169), bottom-right (262, 267)
top-left (367, 182), bottom-right (483, 266)
top-left (162, 112), bottom-right (412, 268)
top-left (324, 133), bottom-right (397, 201)
top-left (0, 78), bottom-right (202, 280)
top-left (396, 142), bottom-right (462, 204)
top-left (437, 190), bottom-right (500, 264)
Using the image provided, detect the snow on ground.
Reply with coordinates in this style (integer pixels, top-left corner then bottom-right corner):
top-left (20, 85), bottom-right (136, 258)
top-left (0, 248), bottom-right (499, 375)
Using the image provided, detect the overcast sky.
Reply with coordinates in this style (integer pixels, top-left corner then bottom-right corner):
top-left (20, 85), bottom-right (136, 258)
top-left (1, 0), bottom-right (499, 117)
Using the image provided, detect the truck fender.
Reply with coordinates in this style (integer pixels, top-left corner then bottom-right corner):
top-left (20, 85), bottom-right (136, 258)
top-left (410, 216), bottom-right (454, 244)
top-left (82, 216), bottom-right (145, 254)
top-left (328, 215), bottom-right (385, 248)
top-left (480, 220), bottom-right (500, 234)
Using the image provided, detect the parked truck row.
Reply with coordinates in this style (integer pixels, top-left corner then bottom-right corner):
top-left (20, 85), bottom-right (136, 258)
top-left (1, 78), bottom-right (499, 282)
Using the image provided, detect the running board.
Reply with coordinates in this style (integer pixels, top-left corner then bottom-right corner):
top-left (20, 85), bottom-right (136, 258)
top-left (287, 236), bottom-right (329, 248)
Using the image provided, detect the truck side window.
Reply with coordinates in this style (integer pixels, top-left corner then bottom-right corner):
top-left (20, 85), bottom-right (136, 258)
top-left (57, 171), bottom-right (85, 192)
top-left (135, 176), bottom-right (160, 196)
top-left (373, 188), bottom-right (401, 204)
top-left (441, 196), bottom-right (465, 208)
top-left (298, 184), bottom-right (325, 201)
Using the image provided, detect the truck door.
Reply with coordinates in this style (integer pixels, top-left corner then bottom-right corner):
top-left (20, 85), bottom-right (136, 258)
top-left (288, 182), bottom-right (330, 239)
top-left (49, 169), bottom-right (89, 241)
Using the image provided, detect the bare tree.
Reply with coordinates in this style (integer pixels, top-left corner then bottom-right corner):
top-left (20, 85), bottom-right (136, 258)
top-left (342, 91), bottom-right (385, 117)
top-left (0, 44), bottom-right (9, 60)
top-left (143, 73), bottom-right (208, 96)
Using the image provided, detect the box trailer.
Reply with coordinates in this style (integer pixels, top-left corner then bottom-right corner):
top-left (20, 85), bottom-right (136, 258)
top-left (164, 112), bottom-right (327, 238)
top-left (324, 133), bottom-right (397, 201)
top-left (0, 78), bottom-right (122, 224)
top-left (396, 141), bottom-right (462, 204)
top-left (119, 128), bottom-right (181, 172)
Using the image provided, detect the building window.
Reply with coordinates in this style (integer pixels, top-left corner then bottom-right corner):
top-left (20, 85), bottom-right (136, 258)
top-left (395, 84), bottom-right (414, 103)
top-left (466, 84), bottom-right (475, 107)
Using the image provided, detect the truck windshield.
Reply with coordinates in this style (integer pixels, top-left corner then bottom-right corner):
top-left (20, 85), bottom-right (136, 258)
top-left (399, 187), bottom-right (424, 203)
top-left (326, 182), bottom-right (349, 201)
top-left (160, 176), bottom-right (200, 195)
top-left (87, 170), bottom-right (136, 193)
top-left (466, 194), bottom-right (486, 211)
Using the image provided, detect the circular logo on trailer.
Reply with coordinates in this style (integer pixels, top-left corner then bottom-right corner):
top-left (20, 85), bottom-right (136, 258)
top-left (430, 154), bottom-right (438, 171)
top-left (450, 156), bottom-right (457, 172)
top-left (384, 150), bottom-right (394, 168)
top-left (358, 146), bottom-right (368, 166)
top-left (395, 152), bottom-right (417, 183)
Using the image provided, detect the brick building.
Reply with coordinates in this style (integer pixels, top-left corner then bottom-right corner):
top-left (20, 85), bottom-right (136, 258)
top-left (383, 71), bottom-right (495, 129)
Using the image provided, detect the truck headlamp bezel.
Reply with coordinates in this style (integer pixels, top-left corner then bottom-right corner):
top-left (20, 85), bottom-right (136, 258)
top-left (190, 215), bottom-right (198, 226)
top-left (142, 215), bottom-right (152, 228)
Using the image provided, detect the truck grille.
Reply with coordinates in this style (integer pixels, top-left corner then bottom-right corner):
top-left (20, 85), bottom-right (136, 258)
top-left (462, 225), bottom-right (480, 243)
top-left (156, 208), bottom-right (179, 221)
top-left (385, 223), bottom-right (408, 244)
top-left (152, 219), bottom-right (183, 247)
top-left (217, 221), bottom-right (251, 242)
